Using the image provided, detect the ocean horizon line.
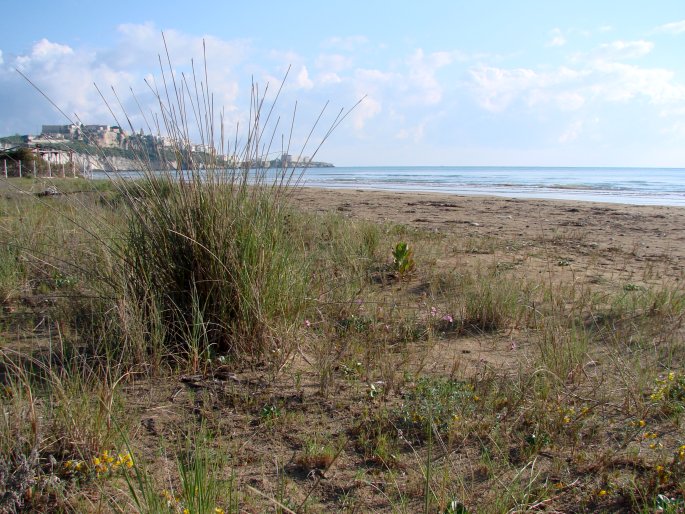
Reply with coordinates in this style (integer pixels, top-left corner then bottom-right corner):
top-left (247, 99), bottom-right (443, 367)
top-left (331, 164), bottom-right (685, 170)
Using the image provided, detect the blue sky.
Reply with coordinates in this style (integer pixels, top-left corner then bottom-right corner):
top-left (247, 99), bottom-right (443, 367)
top-left (1, 1), bottom-right (685, 166)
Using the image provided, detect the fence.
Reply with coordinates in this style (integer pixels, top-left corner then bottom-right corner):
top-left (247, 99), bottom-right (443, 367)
top-left (2, 157), bottom-right (81, 178)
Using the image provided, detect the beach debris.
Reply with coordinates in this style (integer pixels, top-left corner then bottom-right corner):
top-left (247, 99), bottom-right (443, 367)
top-left (36, 186), bottom-right (59, 197)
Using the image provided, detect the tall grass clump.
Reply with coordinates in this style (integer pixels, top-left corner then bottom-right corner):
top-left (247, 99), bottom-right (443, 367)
top-left (121, 172), bottom-right (309, 361)
top-left (86, 43), bottom-right (359, 367)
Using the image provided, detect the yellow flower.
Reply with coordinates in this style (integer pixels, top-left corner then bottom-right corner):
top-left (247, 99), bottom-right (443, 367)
top-left (215, 509), bottom-right (225, 514)
top-left (638, 420), bottom-right (646, 427)
top-left (598, 489), bottom-right (607, 496)
top-left (103, 450), bottom-right (114, 464)
top-left (116, 452), bottom-right (134, 469)
top-left (563, 416), bottom-right (571, 424)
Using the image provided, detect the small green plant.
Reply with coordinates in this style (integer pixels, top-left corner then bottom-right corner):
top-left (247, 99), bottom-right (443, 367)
top-left (398, 377), bottom-right (477, 439)
top-left (650, 371), bottom-right (685, 415)
top-left (653, 494), bottom-right (684, 513)
top-left (53, 271), bottom-right (77, 289)
top-left (392, 242), bottom-right (415, 277)
top-left (260, 404), bottom-right (282, 422)
top-left (352, 409), bottom-right (401, 468)
top-left (444, 500), bottom-right (470, 513)
top-left (122, 428), bottom-right (234, 514)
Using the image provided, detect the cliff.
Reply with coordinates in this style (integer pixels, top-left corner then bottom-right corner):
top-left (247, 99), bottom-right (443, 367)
top-left (73, 154), bottom-right (173, 172)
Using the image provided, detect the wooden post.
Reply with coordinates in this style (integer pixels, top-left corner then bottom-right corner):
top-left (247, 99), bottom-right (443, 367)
top-left (3, 160), bottom-right (6, 178)
top-left (48, 159), bottom-right (51, 178)
top-left (33, 160), bottom-right (37, 176)
top-left (71, 152), bottom-right (76, 177)
top-left (18, 161), bottom-right (22, 178)
top-left (61, 161), bottom-right (65, 178)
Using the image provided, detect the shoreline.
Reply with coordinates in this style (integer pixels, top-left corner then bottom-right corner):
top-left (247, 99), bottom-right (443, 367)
top-left (295, 183), bottom-right (685, 208)
top-left (298, 182), bottom-right (685, 207)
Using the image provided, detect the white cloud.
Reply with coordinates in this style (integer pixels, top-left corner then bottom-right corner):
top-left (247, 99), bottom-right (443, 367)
top-left (469, 66), bottom-right (535, 111)
top-left (654, 19), bottom-right (685, 34)
top-left (395, 121), bottom-right (426, 142)
top-left (315, 53), bottom-right (352, 72)
top-left (295, 65), bottom-right (313, 89)
top-left (14, 38), bottom-right (77, 74)
top-left (547, 28), bottom-right (566, 47)
top-left (347, 68), bottom-right (395, 131)
top-left (590, 61), bottom-right (685, 103)
top-left (113, 23), bottom-right (248, 71)
top-left (351, 96), bottom-right (381, 131)
top-left (354, 68), bottom-right (395, 83)
top-left (404, 48), bottom-right (454, 105)
top-left (593, 40), bottom-right (654, 60)
top-left (558, 120), bottom-right (583, 143)
top-left (469, 38), bottom-right (685, 116)
top-left (31, 39), bottom-right (74, 60)
top-left (0, 26), bottom-right (251, 137)
top-left (317, 72), bottom-right (342, 85)
top-left (554, 91), bottom-right (586, 111)
top-left (8, 38), bottom-right (133, 126)
top-left (469, 65), bottom-right (587, 112)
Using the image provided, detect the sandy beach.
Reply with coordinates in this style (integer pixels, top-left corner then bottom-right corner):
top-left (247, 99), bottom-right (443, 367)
top-left (292, 187), bottom-right (685, 285)
top-left (3, 177), bottom-right (685, 511)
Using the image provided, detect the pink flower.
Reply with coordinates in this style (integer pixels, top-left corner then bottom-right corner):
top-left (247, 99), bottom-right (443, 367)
top-left (442, 314), bottom-right (453, 323)
top-left (430, 306), bottom-right (437, 317)
top-left (304, 319), bottom-right (311, 328)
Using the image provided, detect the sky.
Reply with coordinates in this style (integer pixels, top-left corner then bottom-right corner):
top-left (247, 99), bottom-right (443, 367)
top-left (1, 1), bottom-right (685, 166)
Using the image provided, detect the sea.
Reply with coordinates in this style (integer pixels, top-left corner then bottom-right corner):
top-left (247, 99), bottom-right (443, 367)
top-left (95, 166), bottom-right (685, 207)
top-left (298, 166), bottom-right (685, 207)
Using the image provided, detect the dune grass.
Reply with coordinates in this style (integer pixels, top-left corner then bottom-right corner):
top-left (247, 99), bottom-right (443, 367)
top-left (1, 175), bottom-right (685, 511)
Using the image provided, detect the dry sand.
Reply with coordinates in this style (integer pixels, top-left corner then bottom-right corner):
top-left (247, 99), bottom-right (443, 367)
top-left (292, 187), bottom-right (685, 285)
top-left (290, 187), bottom-right (685, 376)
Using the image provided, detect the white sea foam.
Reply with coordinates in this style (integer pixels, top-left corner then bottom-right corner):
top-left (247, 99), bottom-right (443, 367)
top-left (300, 166), bottom-right (685, 206)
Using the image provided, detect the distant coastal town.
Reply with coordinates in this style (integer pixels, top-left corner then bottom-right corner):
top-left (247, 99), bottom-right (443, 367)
top-left (0, 123), bottom-right (333, 175)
